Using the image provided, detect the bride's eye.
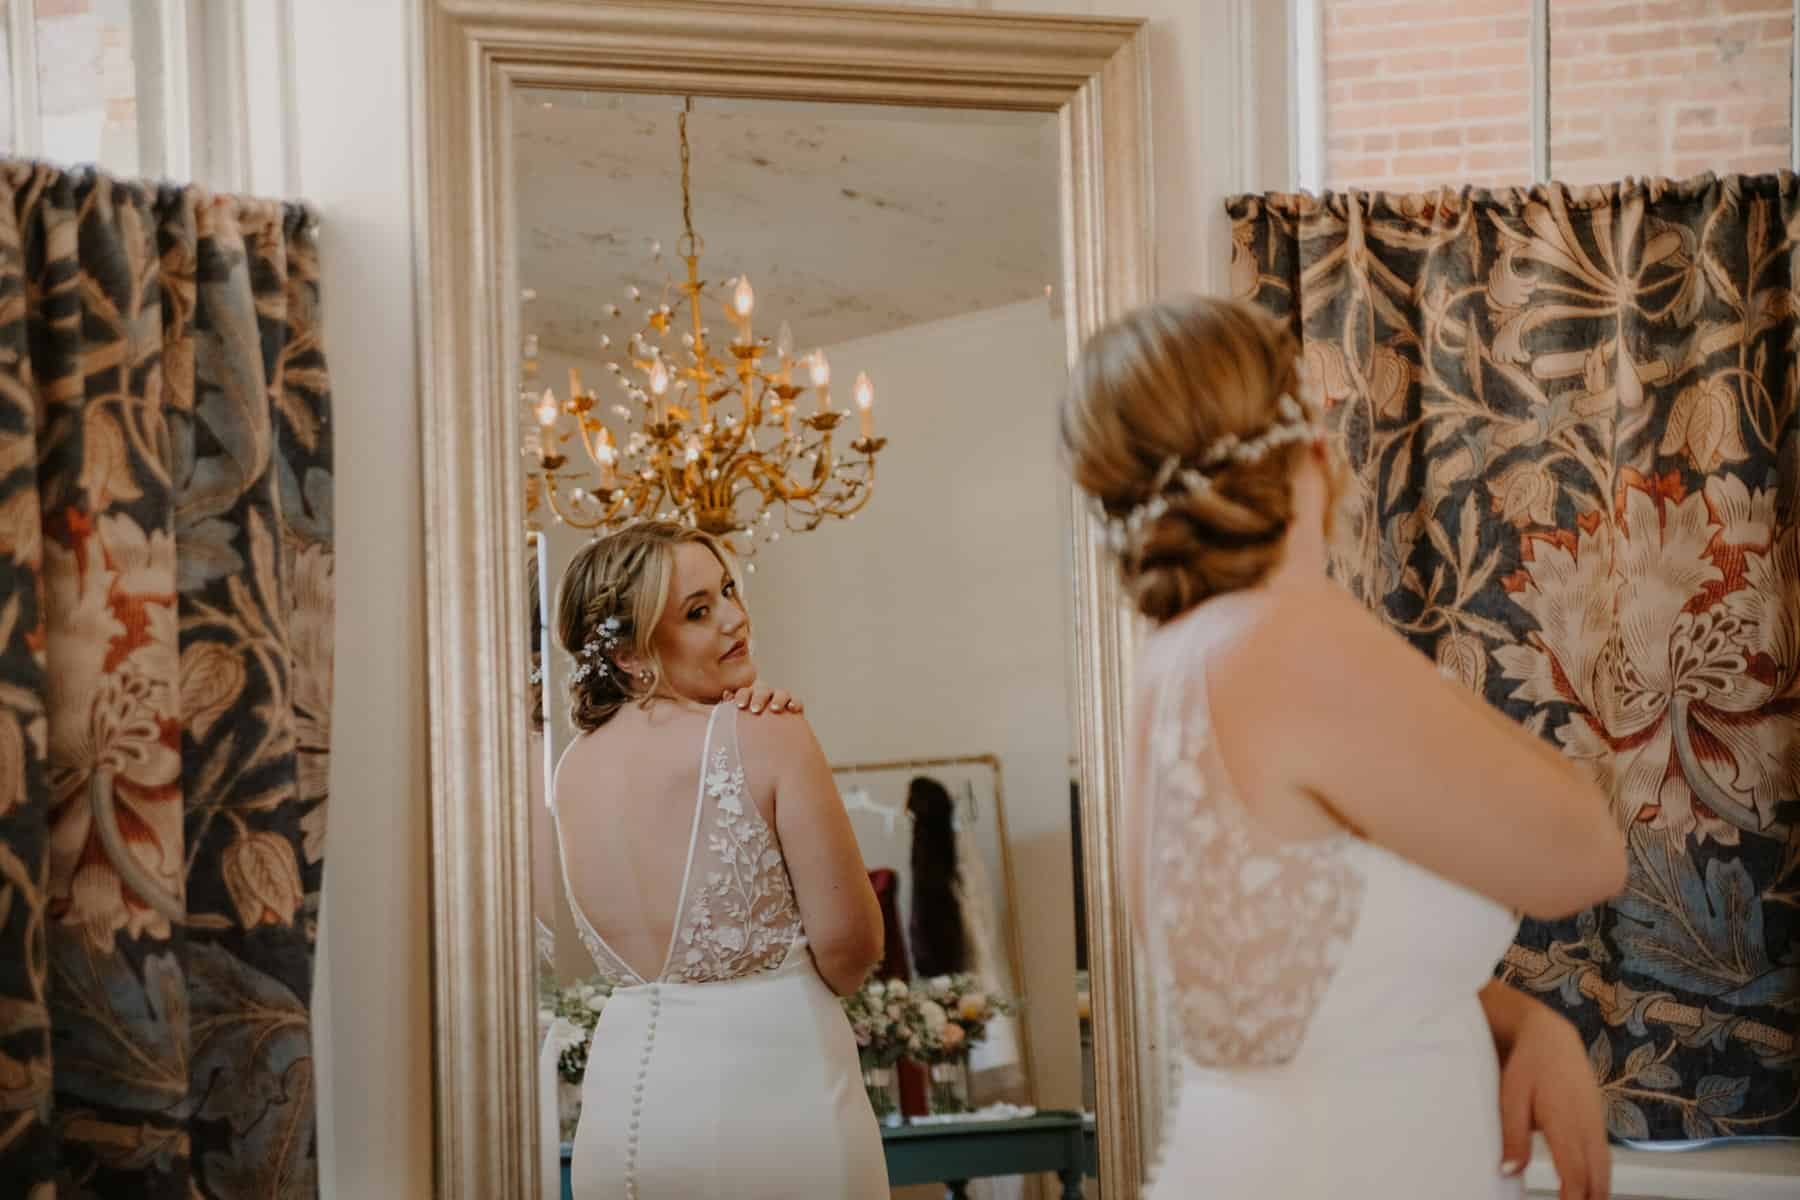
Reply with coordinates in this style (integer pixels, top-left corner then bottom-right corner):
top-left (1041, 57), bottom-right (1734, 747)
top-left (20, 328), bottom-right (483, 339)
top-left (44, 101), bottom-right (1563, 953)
top-left (689, 604), bottom-right (709, 621)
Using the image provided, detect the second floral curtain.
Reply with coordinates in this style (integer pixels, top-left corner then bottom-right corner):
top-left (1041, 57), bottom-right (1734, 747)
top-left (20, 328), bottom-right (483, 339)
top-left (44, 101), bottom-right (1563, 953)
top-left (1231, 172), bottom-right (1798, 1142)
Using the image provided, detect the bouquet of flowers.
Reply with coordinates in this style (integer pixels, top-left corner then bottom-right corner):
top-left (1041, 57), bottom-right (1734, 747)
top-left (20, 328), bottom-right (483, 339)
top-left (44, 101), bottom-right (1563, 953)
top-left (842, 977), bottom-right (921, 1070)
top-left (540, 977), bottom-right (613, 1086)
top-left (912, 973), bottom-right (1008, 1065)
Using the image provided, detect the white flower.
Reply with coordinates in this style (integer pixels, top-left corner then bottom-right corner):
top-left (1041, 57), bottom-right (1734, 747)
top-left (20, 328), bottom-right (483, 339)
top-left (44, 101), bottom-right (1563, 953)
top-left (707, 750), bottom-right (745, 815)
top-left (546, 1017), bottom-right (586, 1055)
top-left (886, 979), bottom-right (909, 998)
top-left (920, 1000), bottom-right (948, 1032)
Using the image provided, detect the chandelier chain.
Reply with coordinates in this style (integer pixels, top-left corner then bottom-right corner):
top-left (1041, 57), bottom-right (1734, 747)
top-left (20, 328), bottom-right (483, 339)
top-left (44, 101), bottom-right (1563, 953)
top-left (679, 99), bottom-right (696, 249)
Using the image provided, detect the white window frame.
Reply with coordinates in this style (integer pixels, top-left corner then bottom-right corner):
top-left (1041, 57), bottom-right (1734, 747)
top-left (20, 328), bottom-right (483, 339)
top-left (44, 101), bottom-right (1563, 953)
top-left (5, 0), bottom-right (296, 195)
top-left (1292, 0), bottom-right (1800, 193)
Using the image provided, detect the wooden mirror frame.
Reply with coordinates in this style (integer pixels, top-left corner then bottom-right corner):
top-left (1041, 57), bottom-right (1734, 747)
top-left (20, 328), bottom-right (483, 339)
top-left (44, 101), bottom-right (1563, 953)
top-left (416, 2), bottom-right (1153, 1195)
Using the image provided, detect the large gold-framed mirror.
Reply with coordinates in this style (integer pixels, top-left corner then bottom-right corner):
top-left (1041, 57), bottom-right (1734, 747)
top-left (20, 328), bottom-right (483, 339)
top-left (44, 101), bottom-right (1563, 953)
top-left (417, 3), bottom-right (1150, 1197)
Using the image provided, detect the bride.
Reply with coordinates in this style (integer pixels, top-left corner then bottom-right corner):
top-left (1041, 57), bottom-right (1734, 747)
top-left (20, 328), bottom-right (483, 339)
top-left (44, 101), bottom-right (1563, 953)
top-left (549, 521), bottom-right (889, 1198)
top-left (1063, 297), bottom-right (1624, 1200)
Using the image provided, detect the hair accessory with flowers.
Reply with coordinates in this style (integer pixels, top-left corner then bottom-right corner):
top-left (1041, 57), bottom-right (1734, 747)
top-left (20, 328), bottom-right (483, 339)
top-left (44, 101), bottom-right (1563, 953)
top-left (1100, 364), bottom-right (1325, 554)
top-left (570, 615), bottom-right (625, 685)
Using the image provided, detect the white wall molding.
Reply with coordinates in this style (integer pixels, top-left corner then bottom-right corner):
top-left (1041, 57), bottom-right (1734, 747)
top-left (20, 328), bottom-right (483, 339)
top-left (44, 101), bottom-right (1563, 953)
top-left (7, 0), bottom-right (38, 158)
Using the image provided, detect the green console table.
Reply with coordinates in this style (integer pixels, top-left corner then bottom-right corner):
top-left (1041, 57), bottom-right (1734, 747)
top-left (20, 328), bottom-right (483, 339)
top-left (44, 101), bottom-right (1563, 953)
top-left (559, 1111), bottom-right (1098, 1199)
top-left (883, 1110), bottom-right (1097, 1199)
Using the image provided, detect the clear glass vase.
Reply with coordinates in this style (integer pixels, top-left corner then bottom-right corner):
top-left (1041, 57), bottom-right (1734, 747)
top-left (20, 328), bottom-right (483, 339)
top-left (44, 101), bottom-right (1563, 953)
top-left (925, 1059), bottom-right (970, 1115)
top-left (557, 1079), bottom-right (582, 1144)
top-left (862, 1063), bottom-right (902, 1126)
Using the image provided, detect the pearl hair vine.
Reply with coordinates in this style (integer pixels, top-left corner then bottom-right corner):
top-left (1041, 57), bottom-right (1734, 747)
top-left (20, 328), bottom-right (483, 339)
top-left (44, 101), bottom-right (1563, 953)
top-left (1101, 373), bottom-right (1326, 555)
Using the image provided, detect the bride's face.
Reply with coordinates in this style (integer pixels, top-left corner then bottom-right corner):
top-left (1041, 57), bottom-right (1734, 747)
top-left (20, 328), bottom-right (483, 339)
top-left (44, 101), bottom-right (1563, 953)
top-left (649, 542), bottom-right (756, 703)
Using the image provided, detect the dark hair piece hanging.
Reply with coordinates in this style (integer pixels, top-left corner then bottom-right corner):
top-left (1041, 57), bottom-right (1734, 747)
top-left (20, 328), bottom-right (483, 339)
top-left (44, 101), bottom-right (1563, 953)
top-left (907, 776), bottom-right (967, 977)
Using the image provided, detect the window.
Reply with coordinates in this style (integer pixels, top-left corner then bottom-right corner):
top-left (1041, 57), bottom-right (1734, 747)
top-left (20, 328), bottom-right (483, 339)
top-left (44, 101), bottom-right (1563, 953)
top-left (34, 0), bottom-right (154, 176)
top-left (1550, 0), bottom-right (1793, 185)
top-left (1, 0), bottom-right (297, 194)
top-left (1298, 0), bottom-right (1799, 193)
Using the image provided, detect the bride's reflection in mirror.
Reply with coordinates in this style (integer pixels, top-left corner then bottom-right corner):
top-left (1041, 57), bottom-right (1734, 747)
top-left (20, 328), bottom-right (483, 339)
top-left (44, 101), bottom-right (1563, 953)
top-left (547, 523), bottom-right (887, 1195)
top-left (519, 92), bottom-right (1084, 1199)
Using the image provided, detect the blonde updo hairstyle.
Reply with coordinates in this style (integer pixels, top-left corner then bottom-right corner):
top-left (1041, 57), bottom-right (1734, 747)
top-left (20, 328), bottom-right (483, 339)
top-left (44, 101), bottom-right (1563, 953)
top-left (555, 521), bottom-right (741, 732)
top-left (1062, 296), bottom-right (1333, 624)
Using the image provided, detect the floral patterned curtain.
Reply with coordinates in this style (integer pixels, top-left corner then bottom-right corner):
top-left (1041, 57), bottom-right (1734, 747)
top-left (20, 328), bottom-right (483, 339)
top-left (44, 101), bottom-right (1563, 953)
top-left (1231, 172), bottom-right (1797, 1142)
top-left (0, 163), bottom-right (333, 1195)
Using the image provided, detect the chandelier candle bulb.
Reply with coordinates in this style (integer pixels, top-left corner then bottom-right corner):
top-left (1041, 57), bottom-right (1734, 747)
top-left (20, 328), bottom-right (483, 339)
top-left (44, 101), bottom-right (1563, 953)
top-left (733, 276), bottom-right (755, 343)
top-left (854, 372), bottom-right (874, 440)
top-left (810, 351), bottom-right (831, 413)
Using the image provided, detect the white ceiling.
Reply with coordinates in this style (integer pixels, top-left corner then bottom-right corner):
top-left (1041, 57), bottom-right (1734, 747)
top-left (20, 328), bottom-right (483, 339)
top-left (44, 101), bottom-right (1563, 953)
top-left (513, 90), bottom-right (1061, 361)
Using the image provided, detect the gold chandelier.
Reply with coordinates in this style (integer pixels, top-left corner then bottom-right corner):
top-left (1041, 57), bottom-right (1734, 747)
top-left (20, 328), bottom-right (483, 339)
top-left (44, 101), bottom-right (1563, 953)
top-left (522, 99), bottom-right (887, 552)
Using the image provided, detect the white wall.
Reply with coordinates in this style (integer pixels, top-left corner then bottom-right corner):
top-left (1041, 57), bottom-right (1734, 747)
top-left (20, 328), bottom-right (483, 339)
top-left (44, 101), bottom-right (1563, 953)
top-left (301, 2), bottom-right (1281, 1197)
top-left (750, 297), bottom-right (1081, 1110)
top-left (297, 0), bottom-right (433, 1197)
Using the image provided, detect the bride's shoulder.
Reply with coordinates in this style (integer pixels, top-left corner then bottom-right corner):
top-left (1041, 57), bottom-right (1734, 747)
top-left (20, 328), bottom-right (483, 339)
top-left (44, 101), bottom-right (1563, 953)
top-left (1138, 579), bottom-right (1379, 703)
top-left (734, 706), bottom-right (826, 776)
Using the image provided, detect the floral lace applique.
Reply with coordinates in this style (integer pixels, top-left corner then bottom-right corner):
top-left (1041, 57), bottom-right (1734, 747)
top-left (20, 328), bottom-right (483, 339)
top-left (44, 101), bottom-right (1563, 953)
top-left (668, 745), bottom-right (802, 984)
top-left (1145, 664), bottom-right (1365, 1067)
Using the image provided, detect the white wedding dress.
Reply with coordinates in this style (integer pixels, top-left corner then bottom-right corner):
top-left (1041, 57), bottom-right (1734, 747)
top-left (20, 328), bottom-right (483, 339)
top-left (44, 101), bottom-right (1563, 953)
top-left (552, 702), bottom-right (888, 1199)
top-left (1135, 619), bottom-right (1525, 1198)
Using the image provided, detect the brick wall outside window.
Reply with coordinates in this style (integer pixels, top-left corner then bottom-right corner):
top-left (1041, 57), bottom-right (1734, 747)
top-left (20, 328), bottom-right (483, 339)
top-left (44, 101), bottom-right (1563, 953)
top-left (1321, 0), bottom-right (1794, 194)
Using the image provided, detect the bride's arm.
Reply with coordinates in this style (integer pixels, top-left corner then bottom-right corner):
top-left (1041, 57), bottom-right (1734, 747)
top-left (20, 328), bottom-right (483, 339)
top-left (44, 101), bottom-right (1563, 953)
top-left (1480, 979), bottom-right (1611, 1200)
top-left (748, 713), bottom-right (883, 995)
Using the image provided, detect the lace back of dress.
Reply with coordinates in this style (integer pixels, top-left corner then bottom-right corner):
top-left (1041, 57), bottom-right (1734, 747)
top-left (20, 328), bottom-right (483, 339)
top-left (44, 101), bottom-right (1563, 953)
top-left (665, 704), bottom-right (804, 984)
top-left (1141, 639), bottom-right (1366, 1069)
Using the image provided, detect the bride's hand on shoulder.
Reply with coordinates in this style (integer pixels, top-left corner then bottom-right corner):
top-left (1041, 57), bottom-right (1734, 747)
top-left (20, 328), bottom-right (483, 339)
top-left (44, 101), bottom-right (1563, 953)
top-left (724, 682), bottom-right (803, 716)
top-left (1497, 995), bottom-right (1611, 1200)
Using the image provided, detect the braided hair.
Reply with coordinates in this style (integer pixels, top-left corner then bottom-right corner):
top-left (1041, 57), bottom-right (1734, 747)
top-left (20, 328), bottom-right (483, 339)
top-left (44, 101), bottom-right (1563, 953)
top-left (554, 521), bottom-right (740, 731)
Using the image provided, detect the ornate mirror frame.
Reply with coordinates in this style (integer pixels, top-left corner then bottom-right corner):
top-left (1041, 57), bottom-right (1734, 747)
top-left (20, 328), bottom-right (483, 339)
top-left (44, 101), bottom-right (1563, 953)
top-left (415, 2), bottom-right (1153, 1196)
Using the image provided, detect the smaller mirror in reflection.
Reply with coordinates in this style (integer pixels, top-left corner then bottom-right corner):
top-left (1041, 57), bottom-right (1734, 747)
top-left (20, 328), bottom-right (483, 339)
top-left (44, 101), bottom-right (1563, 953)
top-left (835, 759), bottom-right (1034, 1123)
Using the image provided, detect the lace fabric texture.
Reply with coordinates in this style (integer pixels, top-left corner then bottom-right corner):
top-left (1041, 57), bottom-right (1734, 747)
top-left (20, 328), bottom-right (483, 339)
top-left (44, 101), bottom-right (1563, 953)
top-left (668, 713), bottom-right (804, 983)
top-left (554, 703), bottom-right (803, 988)
top-left (1140, 635), bottom-right (1366, 1068)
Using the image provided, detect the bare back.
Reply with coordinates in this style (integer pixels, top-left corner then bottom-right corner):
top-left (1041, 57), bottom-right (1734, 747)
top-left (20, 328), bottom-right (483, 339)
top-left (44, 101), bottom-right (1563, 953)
top-left (552, 701), bottom-right (803, 987)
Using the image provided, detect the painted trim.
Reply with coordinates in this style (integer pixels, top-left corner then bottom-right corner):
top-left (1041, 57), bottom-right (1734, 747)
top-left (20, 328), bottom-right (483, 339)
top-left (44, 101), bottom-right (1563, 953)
top-left (239, 0), bottom-right (298, 195)
top-left (1530, 0), bottom-right (1549, 183)
top-left (8, 0), bottom-right (38, 158)
top-left (151, 0), bottom-right (191, 180)
top-left (1292, 0), bottom-right (1323, 193)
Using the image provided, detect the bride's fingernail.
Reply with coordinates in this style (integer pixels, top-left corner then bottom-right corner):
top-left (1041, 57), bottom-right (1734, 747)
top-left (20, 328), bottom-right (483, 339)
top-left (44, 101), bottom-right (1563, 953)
top-left (1500, 1160), bottom-right (1524, 1177)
